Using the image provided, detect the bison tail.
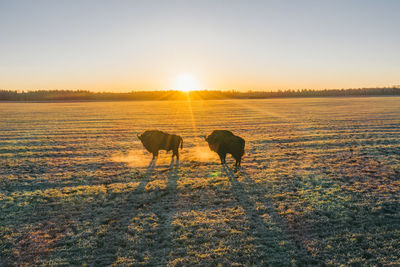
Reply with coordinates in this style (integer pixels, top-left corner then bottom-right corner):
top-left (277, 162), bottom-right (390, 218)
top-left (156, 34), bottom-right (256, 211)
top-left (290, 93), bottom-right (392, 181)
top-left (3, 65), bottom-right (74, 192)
top-left (180, 137), bottom-right (183, 149)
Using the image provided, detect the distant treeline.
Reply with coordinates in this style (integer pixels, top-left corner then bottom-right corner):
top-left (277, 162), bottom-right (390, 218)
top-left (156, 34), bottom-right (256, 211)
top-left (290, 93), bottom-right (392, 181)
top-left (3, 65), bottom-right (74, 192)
top-left (1, 87), bottom-right (400, 101)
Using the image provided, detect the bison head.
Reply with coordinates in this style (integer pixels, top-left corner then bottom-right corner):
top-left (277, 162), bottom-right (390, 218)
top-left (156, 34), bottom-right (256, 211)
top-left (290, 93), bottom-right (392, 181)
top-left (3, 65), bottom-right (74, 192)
top-left (205, 135), bottom-right (219, 152)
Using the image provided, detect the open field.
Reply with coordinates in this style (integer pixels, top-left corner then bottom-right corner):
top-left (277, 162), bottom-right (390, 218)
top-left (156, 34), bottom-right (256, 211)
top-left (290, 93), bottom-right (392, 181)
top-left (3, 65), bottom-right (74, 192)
top-left (1, 97), bottom-right (399, 266)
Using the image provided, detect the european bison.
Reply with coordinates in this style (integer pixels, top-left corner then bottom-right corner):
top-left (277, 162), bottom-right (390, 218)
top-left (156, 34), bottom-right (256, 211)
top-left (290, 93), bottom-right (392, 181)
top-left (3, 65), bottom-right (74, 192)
top-left (138, 130), bottom-right (183, 160)
top-left (205, 130), bottom-right (245, 169)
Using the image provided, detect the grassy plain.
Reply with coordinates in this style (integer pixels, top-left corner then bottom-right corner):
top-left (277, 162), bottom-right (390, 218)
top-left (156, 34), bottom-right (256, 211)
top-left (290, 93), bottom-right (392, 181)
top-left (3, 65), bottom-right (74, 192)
top-left (1, 97), bottom-right (399, 265)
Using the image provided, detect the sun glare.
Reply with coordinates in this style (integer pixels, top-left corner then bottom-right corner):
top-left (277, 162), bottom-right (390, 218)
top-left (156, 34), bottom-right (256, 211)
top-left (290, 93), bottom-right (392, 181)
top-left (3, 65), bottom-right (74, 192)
top-left (174, 73), bottom-right (201, 92)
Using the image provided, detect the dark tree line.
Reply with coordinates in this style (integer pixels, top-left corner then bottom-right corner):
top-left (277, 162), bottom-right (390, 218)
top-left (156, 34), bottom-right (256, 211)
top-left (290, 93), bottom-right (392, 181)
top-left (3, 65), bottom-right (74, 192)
top-left (1, 87), bottom-right (399, 101)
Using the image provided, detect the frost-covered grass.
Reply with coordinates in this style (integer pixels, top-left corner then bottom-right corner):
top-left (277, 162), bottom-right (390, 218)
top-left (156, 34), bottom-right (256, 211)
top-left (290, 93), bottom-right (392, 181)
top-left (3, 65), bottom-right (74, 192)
top-left (1, 98), bottom-right (399, 265)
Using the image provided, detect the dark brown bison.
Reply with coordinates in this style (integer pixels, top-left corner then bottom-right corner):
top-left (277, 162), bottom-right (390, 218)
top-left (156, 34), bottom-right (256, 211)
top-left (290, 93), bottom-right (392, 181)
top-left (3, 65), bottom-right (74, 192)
top-left (205, 130), bottom-right (245, 168)
top-left (138, 130), bottom-right (183, 160)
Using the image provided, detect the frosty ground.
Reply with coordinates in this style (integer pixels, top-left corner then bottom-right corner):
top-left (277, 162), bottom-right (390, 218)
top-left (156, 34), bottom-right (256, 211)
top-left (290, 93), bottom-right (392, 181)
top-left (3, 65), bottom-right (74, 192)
top-left (1, 97), bottom-right (399, 265)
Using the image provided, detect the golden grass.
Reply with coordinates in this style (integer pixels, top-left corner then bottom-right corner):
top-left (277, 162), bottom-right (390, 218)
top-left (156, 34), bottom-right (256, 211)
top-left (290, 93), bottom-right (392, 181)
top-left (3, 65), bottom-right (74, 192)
top-left (1, 97), bottom-right (399, 265)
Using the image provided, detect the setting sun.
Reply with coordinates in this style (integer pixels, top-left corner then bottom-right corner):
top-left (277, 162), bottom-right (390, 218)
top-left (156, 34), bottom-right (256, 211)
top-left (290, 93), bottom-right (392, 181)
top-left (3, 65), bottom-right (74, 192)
top-left (174, 73), bottom-right (202, 92)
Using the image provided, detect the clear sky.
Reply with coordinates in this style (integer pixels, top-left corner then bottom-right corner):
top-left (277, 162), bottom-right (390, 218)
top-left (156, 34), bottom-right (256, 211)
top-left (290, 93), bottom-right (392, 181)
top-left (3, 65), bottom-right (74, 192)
top-left (1, 0), bottom-right (399, 92)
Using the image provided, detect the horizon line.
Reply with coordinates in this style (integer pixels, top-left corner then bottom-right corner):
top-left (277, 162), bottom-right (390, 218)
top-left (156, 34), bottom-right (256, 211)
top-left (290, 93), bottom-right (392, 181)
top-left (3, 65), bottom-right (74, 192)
top-left (2, 85), bottom-right (400, 94)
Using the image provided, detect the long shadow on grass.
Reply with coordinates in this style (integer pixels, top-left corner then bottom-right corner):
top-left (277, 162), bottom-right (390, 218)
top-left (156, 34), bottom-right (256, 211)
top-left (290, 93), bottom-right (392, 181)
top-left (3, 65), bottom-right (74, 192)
top-left (223, 164), bottom-right (318, 265)
top-left (91, 158), bottom-right (180, 266)
top-left (147, 158), bottom-right (180, 266)
top-left (91, 158), bottom-right (157, 265)
top-left (238, 168), bottom-right (319, 265)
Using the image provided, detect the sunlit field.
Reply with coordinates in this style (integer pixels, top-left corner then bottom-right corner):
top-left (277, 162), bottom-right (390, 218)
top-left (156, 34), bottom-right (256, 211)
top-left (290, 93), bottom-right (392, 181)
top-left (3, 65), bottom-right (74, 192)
top-left (1, 97), bottom-right (399, 266)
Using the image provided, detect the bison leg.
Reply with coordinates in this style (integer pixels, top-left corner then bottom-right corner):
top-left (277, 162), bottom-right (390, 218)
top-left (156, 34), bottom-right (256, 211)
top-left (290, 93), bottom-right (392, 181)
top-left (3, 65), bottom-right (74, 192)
top-left (152, 151), bottom-right (159, 159)
top-left (218, 152), bottom-right (226, 164)
top-left (172, 149), bottom-right (179, 160)
top-left (233, 156), bottom-right (242, 172)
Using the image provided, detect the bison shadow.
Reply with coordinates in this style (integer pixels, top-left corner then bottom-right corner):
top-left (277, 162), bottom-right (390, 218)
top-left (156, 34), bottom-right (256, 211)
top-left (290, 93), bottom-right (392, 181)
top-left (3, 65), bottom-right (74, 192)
top-left (92, 153), bottom-right (180, 265)
top-left (220, 163), bottom-right (311, 264)
top-left (227, 166), bottom-right (317, 264)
